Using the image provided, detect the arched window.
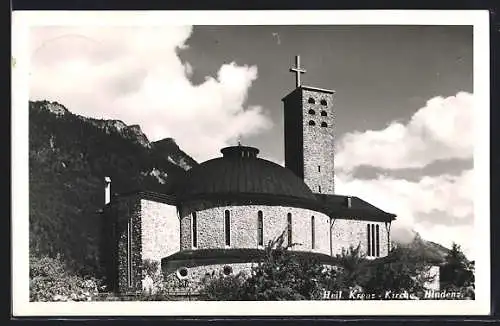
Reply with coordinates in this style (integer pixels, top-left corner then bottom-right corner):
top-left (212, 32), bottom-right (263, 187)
top-left (192, 212), bottom-right (197, 248)
top-left (308, 109), bottom-right (316, 115)
top-left (308, 97), bottom-right (315, 104)
top-left (320, 99), bottom-right (327, 106)
top-left (287, 213), bottom-right (292, 247)
top-left (225, 210), bottom-right (231, 246)
top-left (320, 110), bottom-right (327, 117)
top-left (321, 122), bottom-right (328, 128)
top-left (257, 211), bottom-right (264, 246)
top-left (308, 120), bottom-right (316, 126)
top-left (311, 216), bottom-right (315, 249)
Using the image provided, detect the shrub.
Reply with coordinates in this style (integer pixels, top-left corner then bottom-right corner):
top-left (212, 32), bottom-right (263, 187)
top-left (361, 245), bottom-right (436, 298)
top-left (30, 254), bottom-right (100, 302)
top-left (199, 272), bottom-right (246, 301)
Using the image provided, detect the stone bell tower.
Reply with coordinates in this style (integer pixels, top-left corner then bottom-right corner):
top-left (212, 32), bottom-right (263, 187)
top-left (282, 55), bottom-right (336, 194)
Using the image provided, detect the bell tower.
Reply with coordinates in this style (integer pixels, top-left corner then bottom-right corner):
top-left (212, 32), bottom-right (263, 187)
top-left (282, 55), bottom-right (336, 194)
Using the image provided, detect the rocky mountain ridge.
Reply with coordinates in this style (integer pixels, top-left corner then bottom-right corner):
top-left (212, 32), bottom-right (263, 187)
top-left (29, 100), bottom-right (197, 275)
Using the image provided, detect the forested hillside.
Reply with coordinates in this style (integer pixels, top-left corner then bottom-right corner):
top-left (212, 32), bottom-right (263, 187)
top-left (29, 100), bottom-right (197, 276)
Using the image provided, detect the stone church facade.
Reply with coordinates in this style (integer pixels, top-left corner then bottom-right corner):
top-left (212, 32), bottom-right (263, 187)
top-left (101, 56), bottom-right (396, 295)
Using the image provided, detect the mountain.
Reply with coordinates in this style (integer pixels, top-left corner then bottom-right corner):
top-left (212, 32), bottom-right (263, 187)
top-left (392, 231), bottom-right (452, 264)
top-left (29, 100), bottom-right (197, 276)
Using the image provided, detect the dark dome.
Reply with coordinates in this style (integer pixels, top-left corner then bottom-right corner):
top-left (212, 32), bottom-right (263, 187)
top-left (177, 146), bottom-right (316, 201)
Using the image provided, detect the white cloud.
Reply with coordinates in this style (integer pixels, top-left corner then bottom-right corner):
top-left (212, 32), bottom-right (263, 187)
top-left (334, 91), bottom-right (476, 258)
top-left (336, 169), bottom-right (474, 258)
top-left (336, 92), bottom-right (474, 172)
top-left (29, 26), bottom-right (272, 162)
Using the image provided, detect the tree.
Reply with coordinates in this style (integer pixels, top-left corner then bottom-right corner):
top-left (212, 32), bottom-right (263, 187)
top-left (440, 243), bottom-right (474, 298)
top-left (237, 230), bottom-right (327, 300)
top-left (361, 245), bottom-right (436, 298)
top-left (333, 244), bottom-right (369, 289)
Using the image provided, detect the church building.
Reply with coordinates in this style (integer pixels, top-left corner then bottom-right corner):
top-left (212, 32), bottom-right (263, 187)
top-left (101, 56), bottom-right (396, 295)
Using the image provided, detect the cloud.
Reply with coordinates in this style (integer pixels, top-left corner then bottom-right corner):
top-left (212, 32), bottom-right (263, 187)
top-left (336, 168), bottom-right (474, 258)
top-left (333, 91), bottom-right (476, 258)
top-left (336, 92), bottom-right (474, 172)
top-left (29, 26), bottom-right (272, 162)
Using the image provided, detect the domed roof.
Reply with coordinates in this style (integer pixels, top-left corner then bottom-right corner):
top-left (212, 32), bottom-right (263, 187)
top-left (177, 146), bottom-right (316, 201)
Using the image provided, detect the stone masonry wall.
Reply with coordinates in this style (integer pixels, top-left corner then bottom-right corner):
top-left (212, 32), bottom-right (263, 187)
top-left (330, 219), bottom-right (390, 258)
top-left (180, 203), bottom-right (331, 255)
top-left (140, 199), bottom-right (180, 263)
top-left (114, 197), bottom-right (180, 294)
top-left (302, 89), bottom-right (336, 195)
top-left (162, 262), bottom-right (255, 295)
top-left (115, 195), bottom-right (143, 294)
top-left (282, 89), bottom-right (304, 179)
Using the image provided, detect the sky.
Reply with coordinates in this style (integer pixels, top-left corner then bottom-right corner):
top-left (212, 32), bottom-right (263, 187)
top-left (29, 25), bottom-right (475, 258)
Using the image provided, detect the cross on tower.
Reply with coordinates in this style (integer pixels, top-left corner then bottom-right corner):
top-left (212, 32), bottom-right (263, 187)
top-left (289, 55), bottom-right (306, 88)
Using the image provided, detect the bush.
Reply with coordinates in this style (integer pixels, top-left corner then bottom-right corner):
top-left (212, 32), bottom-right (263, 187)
top-left (199, 272), bottom-right (246, 301)
top-left (361, 245), bottom-right (436, 298)
top-left (199, 230), bottom-right (329, 301)
top-left (30, 254), bottom-right (101, 301)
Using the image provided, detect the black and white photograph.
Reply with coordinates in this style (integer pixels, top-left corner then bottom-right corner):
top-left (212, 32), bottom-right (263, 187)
top-left (12, 10), bottom-right (490, 316)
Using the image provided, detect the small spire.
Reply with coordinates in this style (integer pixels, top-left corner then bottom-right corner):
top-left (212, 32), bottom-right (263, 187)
top-left (237, 134), bottom-right (242, 146)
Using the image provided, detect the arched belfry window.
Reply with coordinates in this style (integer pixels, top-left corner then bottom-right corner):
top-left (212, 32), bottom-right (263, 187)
top-left (287, 213), bottom-right (292, 247)
top-left (308, 97), bottom-right (315, 104)
top-left (257, 211), bottom-right (263, 246)
top-left (224, 210), bottom-right (231, 246)
top-left (308, 120), bottom-right (316, 126)
top-left (321, 110), bottom-right (327, 117)
top-left (321, 122), bottom-right (328, 128)
top-left (308, 109), bottom-right (316, 115)
top-left (320, 99), bottom-right (327, 106)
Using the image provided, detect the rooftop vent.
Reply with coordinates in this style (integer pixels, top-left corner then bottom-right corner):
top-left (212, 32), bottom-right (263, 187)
top-left (345, 196), bottom-right (352, 208)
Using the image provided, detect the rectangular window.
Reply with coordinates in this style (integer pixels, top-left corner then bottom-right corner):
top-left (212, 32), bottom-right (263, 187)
top-left (225, 210), bottom-right (231, 246)
top-left (257, 211), bottom-right (263, 246)
top-left (367, 223), bottom-right (381, 257)
top-left (318, 165), bottom-right (321, 172)
top-left (367, 224), bottom-right (371, 257)
top-left (192, 212), bottom-right (197, 248)
top-left (371, 224), bottom-right (376, 257)
top-left (287, 213), bottom-right (292, 246)
top-left (318, 185), bottom-right (321, 193)
top-left (311, 216), bottom-right (315, 249)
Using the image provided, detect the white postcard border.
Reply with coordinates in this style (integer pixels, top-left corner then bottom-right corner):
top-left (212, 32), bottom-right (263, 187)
top-left (12, 10), bottom-right (491, 316)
